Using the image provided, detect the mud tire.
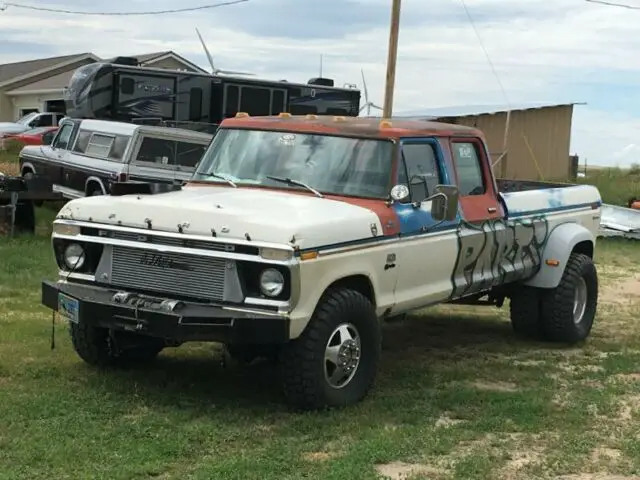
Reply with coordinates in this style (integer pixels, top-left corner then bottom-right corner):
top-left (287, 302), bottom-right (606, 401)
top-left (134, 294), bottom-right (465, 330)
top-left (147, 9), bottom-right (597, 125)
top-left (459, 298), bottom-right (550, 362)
top-left (279, 288), bottom-right (381, 411)
top-left (70, 322), bottom-right (164, 367)
top-left (540, 253), bottom-right (598, 344)
top-left (509, 285), bottom-right (545, 340)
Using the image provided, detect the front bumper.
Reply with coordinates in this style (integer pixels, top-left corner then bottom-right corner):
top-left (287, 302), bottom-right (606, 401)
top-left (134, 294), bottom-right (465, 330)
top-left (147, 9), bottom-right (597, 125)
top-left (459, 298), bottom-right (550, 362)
top-left (41, 280), bottom-right (290, 344)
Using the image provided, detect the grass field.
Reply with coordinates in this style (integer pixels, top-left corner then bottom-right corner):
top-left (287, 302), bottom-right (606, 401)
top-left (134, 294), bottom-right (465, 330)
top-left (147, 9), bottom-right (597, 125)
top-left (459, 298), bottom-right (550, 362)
top-left (1, 208), bottom-right (640, 479)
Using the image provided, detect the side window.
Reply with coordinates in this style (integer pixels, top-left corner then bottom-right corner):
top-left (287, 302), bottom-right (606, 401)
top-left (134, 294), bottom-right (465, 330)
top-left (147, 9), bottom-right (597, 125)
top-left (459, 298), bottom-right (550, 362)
top-left (134, 137), bottom-right (176, 166)
top-left (52, 123), bottom-right (74, 150)
top-left (398, 143), bottom-right (441, 202)
top-left (33, 113), bottom-right (53, 127)
top-left (224, 85), bottom-right (239, 118)
top-left (85, 133), bottom-right (114, 158)
top-left (42, 131), bottom-right (55, 145)
top-left (452, 142), bottom-right (486, 196)
top-left (240, 87), bottom-right (271, 116)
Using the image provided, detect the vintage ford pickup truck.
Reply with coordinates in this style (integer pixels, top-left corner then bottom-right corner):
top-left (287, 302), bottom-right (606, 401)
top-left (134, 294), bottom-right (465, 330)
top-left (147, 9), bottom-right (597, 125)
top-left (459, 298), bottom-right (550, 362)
top-left (41, 113), bottom-right (602, 410)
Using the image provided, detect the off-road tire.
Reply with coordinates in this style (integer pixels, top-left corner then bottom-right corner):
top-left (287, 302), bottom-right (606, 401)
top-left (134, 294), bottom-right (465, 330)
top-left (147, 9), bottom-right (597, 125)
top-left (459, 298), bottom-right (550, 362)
top-left (70, 322), bottom-right (164, 367)
top-left (540, 253), bottom-right (598, 344)
top-left (22, 171), bottom-right (43, 207)
top-left (279, 288), bottom-right (381, 411)
top-left (509, 285), bottom-right (545, 340)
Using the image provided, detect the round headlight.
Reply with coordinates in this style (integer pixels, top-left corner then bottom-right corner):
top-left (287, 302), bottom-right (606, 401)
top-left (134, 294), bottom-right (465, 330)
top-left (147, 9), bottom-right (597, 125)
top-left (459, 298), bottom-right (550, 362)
top-left (63, 243), bottom-right (85, 270)
top-left (259, 268), bottom-right (284, 297)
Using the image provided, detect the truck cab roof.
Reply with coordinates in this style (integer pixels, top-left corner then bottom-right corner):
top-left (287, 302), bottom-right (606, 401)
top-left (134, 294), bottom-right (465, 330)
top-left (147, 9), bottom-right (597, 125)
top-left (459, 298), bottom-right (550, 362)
top-left (219, 114), bottom-right (484, 140)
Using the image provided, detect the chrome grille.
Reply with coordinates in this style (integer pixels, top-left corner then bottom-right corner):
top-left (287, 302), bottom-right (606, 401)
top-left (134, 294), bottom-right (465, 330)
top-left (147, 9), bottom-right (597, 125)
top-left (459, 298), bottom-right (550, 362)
top-left (110, 246), bottom-right (227, 300)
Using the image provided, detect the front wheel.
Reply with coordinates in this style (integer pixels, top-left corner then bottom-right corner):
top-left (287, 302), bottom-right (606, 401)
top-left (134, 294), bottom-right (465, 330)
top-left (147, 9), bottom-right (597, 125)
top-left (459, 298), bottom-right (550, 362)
top-left (70, 322), bottom-right (164, 367)
top-left (279, 288), bottom-right (381, 411)
top-left (540, 253), bottom-right (598, 344)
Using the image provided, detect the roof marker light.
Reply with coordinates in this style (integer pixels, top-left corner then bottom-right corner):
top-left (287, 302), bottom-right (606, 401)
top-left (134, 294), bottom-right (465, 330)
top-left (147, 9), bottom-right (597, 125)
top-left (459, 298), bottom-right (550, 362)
top-left (235, 112), bottom-right (249, 118)
top-left (379, 119), bottom-right (393, 128)
top-left (333, 116), bottom-right (346, 122)
top-left (278, 112), bottom-right (292, 118)
top-left (305, 114), bottom-right (317, 120)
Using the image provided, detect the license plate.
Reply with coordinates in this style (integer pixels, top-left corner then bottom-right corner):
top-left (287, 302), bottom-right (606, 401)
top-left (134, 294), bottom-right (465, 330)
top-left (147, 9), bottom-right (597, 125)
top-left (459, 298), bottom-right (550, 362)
top-left (58, 293), bottom-right (79, 324)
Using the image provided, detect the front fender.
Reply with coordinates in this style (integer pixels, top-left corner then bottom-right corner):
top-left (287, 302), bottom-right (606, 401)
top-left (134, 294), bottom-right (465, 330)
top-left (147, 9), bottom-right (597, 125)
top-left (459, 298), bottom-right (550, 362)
top-left (523, 222), bottom-right (594, 289)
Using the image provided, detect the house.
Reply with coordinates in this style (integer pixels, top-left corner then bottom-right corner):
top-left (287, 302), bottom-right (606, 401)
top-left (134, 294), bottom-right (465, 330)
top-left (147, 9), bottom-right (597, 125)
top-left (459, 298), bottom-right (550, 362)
top-left (0, 51), bottom-right (207, 122)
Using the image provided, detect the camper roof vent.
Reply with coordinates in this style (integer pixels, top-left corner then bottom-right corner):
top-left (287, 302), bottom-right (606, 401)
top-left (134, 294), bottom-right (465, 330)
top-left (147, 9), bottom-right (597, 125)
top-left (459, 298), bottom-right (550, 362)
top-left (113, 56), bottom-right (139, 66)
top-left (308, 77), bottom-right (334, 87)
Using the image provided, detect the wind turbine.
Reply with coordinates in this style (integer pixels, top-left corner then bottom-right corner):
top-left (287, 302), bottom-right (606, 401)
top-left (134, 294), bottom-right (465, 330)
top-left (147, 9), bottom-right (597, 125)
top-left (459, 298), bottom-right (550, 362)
top-left (358, 68), bottom-right (383, 116)
top-left (195, 27), bottom-right (255, 76)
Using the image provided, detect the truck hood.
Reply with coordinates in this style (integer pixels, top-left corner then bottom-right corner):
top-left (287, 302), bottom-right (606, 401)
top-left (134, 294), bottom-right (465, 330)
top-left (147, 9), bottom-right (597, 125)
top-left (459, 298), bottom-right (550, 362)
top-left (57, 185), bottom-right (384, 249)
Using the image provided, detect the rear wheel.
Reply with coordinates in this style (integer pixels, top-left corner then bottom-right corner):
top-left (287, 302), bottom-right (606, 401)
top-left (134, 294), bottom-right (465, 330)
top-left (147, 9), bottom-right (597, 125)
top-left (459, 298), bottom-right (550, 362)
top-left (540, 253), bottom-right (598, 344)
top-left (509, 285), bottom-right (544, 340)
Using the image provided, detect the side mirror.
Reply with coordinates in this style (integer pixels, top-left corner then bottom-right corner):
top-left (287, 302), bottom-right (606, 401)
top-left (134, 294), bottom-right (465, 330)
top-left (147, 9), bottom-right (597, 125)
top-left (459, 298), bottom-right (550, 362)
top-left (427, 184), bottom-right (459, 222)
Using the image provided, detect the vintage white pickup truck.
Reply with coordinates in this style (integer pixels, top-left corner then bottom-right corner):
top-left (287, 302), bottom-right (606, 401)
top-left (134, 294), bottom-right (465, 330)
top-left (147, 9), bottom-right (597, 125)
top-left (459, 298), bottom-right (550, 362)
top-left (42, 113), bottom-right (602, 410)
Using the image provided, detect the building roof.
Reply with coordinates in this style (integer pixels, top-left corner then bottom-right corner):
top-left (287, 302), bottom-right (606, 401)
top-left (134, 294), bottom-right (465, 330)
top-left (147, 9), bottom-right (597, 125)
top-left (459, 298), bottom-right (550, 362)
top-left (0, 53), bottom-right (94, 85)
top-left (7, 69), bottom-right (77, 94)
top-left (220, 114), bottom-right (483, 139)
top-left (0, 50), bottom-right (207, 92)
top-left (395, 102), bottom-right (587, 119)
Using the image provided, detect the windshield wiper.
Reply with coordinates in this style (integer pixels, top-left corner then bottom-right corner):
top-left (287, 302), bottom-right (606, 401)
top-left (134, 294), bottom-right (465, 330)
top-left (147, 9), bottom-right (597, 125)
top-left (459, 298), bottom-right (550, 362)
top-left (200, 172), bottom-right (237, 188)
top-left (266, 175), bottom-right (323, 198)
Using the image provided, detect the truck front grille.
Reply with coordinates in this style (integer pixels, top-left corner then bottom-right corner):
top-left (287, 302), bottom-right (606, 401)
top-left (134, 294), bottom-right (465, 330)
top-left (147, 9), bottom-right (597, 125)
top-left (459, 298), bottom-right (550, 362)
top-left (110, 246), bottom-right (227, 300)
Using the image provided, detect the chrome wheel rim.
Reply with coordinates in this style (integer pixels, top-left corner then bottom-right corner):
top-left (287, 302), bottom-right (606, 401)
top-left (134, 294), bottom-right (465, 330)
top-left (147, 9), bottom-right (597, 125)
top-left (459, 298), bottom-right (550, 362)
top-left (573, 277), bottom-right (588, 325)
top-left (324, 323), bottom-right (361, 389)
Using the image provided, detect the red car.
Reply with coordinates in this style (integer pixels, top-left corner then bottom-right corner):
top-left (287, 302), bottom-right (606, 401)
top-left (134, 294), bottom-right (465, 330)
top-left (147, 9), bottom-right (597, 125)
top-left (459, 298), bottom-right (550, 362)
top-left (4, 126), bottom-right (59, 147)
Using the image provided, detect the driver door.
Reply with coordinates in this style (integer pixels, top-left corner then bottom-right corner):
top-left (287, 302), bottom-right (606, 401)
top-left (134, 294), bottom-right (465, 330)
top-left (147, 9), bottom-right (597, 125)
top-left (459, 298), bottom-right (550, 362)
top-left (390, 138), bottom-right (461, 313)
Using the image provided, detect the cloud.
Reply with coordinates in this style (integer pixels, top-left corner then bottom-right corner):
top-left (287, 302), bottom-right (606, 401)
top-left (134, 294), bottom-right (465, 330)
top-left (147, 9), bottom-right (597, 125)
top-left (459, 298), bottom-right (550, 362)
top-left (1, 0), bottom-right (640, 166)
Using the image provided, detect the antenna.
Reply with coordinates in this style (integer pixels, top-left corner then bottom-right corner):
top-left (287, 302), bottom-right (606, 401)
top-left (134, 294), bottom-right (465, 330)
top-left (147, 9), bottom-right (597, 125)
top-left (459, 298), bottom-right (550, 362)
top-left (358, 68), bottom-right (383, 116)
top-left (195, 27), bottom-right (255, 76)
top-left (319, 54), bottom-right (323, 77)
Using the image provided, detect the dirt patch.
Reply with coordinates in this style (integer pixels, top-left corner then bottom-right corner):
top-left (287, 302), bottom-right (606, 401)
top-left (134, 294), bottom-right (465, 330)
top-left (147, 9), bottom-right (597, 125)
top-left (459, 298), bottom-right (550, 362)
top-left (375, 461), bottom-right (447, 480)
top-left (0, 162), bottom-right (19, 176)
top-left (600, 274), bottom-right (640, 305)
top-left (590, 447), bottom-right (623, 463)
top-left (611, 373), bottom-right (640, 383)
top-left (435, 413), bottom-right (466, 428)
top-left (469, 380), bottom-right (519, 392)
top-left (500, 450), bottom-right (541, 479)
top-left (556, 475), bottom-right (636, 479)
top-left (302, 451), bottom-right (338, 462)
top-left (616, 395), bottom-right (640, 421)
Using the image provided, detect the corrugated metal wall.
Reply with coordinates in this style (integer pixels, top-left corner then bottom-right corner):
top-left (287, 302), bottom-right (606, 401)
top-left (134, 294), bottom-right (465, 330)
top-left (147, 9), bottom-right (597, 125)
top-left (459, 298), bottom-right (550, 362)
top-left (437, 105), bottom-right (574, 181)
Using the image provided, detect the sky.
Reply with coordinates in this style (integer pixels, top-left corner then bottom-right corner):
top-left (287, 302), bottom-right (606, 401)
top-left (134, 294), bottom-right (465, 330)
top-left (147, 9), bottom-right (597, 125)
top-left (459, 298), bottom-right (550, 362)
top-left (0, 0), bottom-right (639, 167)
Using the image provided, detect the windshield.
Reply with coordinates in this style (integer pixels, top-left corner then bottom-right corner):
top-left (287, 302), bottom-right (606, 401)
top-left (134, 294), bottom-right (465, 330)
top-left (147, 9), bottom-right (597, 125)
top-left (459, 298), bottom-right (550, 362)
top-left (193, 128), bottom-right (394, 199)
top-left (16, 112), bottom-right (38, 125)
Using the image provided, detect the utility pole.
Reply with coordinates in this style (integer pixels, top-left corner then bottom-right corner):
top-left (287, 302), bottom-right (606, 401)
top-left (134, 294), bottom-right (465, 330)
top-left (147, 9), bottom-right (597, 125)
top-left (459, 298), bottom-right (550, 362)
top-left (382, 0), bottom-right (402, 119)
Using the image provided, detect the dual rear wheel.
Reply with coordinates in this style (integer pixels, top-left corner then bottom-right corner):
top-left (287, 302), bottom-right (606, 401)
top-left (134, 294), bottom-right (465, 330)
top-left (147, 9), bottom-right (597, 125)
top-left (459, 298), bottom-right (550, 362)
top-left (510, 252), bottom-right (598, 344)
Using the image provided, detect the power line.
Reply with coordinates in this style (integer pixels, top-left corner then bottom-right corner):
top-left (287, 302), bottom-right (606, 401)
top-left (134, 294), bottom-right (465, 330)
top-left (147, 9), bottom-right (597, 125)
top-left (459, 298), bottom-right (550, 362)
top-left (0, 0), bottom-right (249, 15)
top-left (585, 0), bottom-right (640, 9)
top-left (459, 0), bottom-right (511, 107)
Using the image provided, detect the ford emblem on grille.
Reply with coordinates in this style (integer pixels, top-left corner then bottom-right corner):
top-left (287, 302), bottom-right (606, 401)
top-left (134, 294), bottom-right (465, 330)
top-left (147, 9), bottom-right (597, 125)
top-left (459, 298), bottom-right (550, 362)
top-left (139, 253), bottom-right (193, 271)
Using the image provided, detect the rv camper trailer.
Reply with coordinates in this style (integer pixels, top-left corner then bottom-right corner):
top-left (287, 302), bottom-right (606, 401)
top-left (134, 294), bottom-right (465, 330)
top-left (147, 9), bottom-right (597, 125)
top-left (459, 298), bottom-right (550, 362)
top-left (63, 60), bottom-right (362, 133)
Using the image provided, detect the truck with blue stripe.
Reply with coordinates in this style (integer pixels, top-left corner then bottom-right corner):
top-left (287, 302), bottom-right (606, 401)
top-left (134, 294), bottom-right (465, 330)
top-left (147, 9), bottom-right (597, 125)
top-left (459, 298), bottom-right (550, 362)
top-left (40, 113), bottom-right (602, 410)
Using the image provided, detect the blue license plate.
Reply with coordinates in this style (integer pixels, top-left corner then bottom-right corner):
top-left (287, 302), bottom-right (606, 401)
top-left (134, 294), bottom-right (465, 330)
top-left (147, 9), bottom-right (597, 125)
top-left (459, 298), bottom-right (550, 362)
top-left (58, 293), bottom-right (79, 324)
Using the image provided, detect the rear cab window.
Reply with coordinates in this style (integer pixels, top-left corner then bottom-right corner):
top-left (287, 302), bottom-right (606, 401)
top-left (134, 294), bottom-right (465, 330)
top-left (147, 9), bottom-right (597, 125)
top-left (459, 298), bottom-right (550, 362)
top-left (451, 141), bottom-right (486, 196)
top-left (132, 136), bottom-right (208, 169)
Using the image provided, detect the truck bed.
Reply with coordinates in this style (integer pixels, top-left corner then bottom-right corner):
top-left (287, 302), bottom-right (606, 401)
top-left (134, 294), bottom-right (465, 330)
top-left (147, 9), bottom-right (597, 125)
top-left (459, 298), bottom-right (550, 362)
top-left (496, 178), bottom-right (575, 194)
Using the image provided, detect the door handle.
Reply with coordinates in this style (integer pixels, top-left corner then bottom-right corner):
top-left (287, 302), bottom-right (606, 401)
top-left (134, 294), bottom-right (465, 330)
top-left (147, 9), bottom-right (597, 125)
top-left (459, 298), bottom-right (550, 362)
top-left (487, 207), bottom-right (497, 213)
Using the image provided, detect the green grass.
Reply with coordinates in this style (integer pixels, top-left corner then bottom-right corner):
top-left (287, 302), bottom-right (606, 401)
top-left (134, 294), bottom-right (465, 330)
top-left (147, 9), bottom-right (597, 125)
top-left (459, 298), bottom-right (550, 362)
top-left (1, 210), bottom-right (640, 479)
top-left (577, 167), bottom-right (640, 206)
